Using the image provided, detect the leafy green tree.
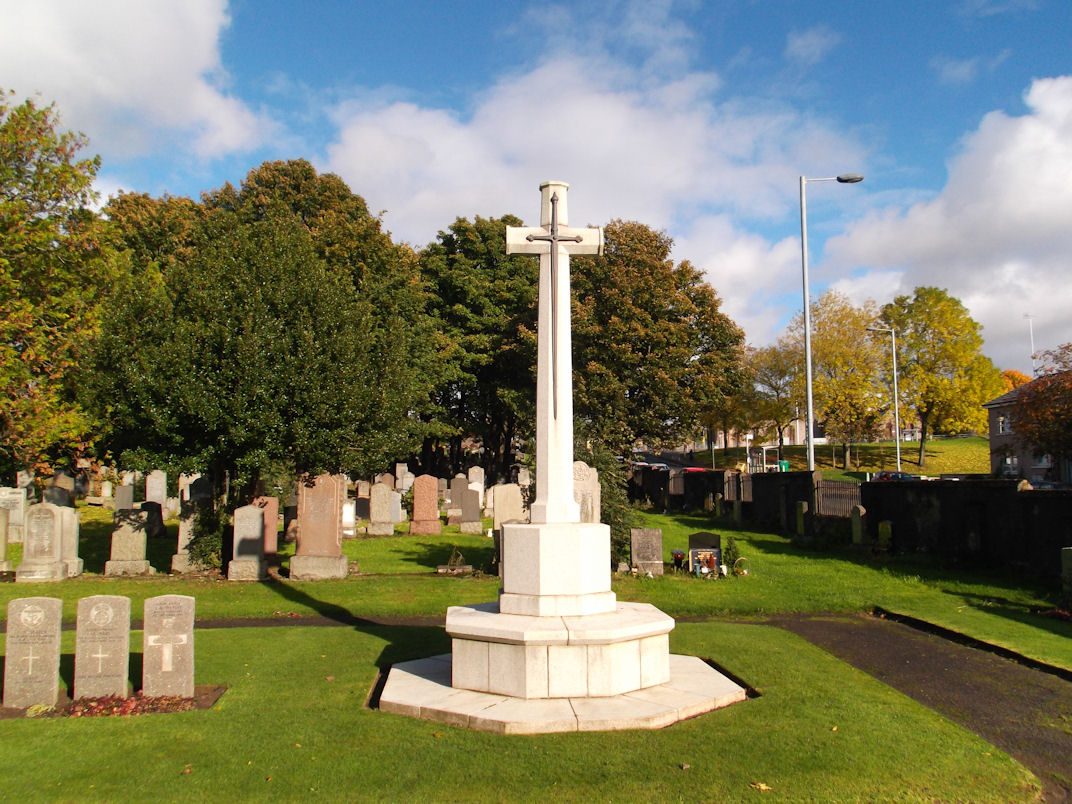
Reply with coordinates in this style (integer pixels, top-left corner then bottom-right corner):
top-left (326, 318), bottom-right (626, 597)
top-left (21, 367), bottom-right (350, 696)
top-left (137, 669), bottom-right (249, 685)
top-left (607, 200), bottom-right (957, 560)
top-left (789, 290), bottom-right (883, 468)
top-left (0, 90), bottom-right (117, 475)
top-left (750, 339), bottom-right (801, 455)
top-left (90, 162), bottom-right (439, 498)
top-left (881, 287), bottom-right (1003, 467)
top-left (1012, 344), bottom-right (1072, 468)
top-left (571, 220), bottom-right (747, 453)
top-left (419, 215), bottom-right (538, 479)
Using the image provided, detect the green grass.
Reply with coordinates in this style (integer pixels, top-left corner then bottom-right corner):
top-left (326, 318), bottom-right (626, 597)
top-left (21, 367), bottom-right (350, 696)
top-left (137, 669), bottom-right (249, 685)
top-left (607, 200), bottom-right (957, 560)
top-left (0, 623), bottom-right (1037, 803)
top-left (695, 435), bottom-right (991, 478)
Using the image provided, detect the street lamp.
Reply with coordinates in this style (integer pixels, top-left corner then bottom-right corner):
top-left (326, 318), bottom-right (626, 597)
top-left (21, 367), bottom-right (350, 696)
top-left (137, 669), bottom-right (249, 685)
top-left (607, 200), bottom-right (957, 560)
top-left (799, 173), bottom-right (864, 471)
top-left (867, 325), bottom-right (901, 472)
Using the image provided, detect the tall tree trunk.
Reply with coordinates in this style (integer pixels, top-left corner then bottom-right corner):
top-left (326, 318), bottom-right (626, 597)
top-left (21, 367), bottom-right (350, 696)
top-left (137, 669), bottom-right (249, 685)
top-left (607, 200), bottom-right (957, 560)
top-left (917, 413), bottom-right (930, 468)
top-left (841, 442), bottom-right (850, 469)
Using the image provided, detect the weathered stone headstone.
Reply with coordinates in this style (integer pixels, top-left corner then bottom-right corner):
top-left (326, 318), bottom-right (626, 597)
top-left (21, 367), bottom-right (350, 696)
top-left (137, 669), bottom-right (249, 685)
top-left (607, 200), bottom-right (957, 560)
top-left (356, 480), bottom-right (371, 498)
top-left (390, 490), bottom-right (404, 524)
top-left (74, 595), bottom-right (131, 700)
top-left (0, 486), bottom-right (27, 544)
top-left (16, 503), bottom-right (66, 582)
top-left (145, 470), bottom-right (166, 507)
top-left (59, 506), bottom-right (83, 577)
top-left (516, 466), bottom-right (531, 489)
top-left (851, 504), bottom-right (867, 545)
top-left (399, 471), bottom-right (415, 493)
top-left (394, 463), bottom-right (408, 485)
top-left (172, 477), bottom-right (211, 573)
top-left (410, 474), bottom-right (441, 535)
top-left (376, 473), bottom-right (395, 490)
top-left (668, 468), bottom-right (685, 497)
top-left (437, 477), bottom-right (448, 500)
top-left (449, 475), bottom-right (468, 507)
top-left (100, 480), bottom-right (114, 499)
top-left (114, 484), bottom-right (134, 513)
top-left (120, 470), bottom-right (136, 487)
top-left (104, 510), bottom-right (154, 576)
top-left (492, 483), bottom-right (524, 530)
top-left (630, 528), bottom-right (664, 576)
top-left (467, 466), bottom-right (485, 489)
top-left (291, 474), bottom-right (348, 580)
top-left (342, 497), bottom-right (357, 537)
top-left (3, 597), bottom-right (62, 708)
top-left (573, 460), bottom-right (601, 524)
top-left (367, 482), bottom-right (394, 536)
top-left (142, 595), bottom-right (195, 698)
top-left (460, 489), bottom-right (483, 534)
top-left (228, 505), bottom-right (268, 580)
top-left (0, 508), bottom-right (10, 572)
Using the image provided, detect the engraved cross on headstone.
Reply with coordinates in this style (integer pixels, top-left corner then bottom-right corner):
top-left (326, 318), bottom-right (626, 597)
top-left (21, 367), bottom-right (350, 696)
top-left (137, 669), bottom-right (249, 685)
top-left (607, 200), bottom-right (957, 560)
top-left (147, 630), bottom-right (188, 673)
top-left (506, 182), bottom-right (603, 524)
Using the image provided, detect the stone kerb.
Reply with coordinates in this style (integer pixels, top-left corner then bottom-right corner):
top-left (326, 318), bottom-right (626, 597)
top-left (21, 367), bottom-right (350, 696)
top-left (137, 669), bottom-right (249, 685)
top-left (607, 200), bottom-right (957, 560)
top-left (142, 595), bottom-right (195, 698)
top-left (3, 597), bottom-right (62, 709)
top-left (228, 504), bottom-right (268, 581)
top-left (74, 595), bottom-right (131, 700)
top-left (104, 509), bottom-right (155, 576)
top-left (410, 474), bottom-right (441, 535)
top-left (16, 503), bottom-right (66, 582)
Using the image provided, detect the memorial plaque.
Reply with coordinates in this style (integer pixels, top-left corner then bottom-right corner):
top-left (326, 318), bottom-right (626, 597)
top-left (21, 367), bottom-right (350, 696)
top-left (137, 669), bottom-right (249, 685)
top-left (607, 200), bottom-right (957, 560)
top-left (74, 595), bottom-right (131, 699)
top-left (3, 597), bottom-right (62, 709)
top-left (142, 595), bottom-right (195, 698)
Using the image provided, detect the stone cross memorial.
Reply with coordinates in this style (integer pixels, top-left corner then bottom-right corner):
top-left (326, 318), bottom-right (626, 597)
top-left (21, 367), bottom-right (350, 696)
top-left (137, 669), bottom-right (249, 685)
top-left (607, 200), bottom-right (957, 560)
top-left (381, 181), bottom-right (745, 732)
top-left (74, 595), bottom-right (131, 700)
top-left (3, 597), bottom-right (62, 709)
top-left (142, 594), bottom-right (195, 698)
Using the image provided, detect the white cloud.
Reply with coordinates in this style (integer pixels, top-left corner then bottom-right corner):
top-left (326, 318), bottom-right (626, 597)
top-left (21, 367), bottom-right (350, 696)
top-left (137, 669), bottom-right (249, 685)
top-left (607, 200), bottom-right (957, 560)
top-left (784, 26), bottom-right (841, 67)
top-left (827, 75), bottom-right (1072, 372)
top-left (0, 0), bottom-right (272, 160)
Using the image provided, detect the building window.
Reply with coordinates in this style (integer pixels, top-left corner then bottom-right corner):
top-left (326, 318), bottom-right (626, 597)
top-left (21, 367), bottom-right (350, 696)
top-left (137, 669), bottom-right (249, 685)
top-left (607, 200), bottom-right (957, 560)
top-left (998, 414), bottom-right (1013, 435)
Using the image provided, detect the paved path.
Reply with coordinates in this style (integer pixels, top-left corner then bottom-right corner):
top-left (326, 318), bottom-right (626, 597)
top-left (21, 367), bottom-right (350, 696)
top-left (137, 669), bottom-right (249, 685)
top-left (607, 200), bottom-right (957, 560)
top-left (767, 613), bottom-right (1072, 803)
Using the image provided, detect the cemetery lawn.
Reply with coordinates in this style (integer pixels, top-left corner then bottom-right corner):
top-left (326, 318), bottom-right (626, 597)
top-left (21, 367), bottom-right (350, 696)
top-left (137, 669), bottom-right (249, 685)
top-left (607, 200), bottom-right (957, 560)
top-left (0, 621), bottom-right (1038, 803)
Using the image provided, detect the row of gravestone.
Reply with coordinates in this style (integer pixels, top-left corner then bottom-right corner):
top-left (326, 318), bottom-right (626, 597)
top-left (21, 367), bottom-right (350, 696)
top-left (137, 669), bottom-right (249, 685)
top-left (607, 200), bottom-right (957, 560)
top-left (2, 594), bottom-right (195, 711)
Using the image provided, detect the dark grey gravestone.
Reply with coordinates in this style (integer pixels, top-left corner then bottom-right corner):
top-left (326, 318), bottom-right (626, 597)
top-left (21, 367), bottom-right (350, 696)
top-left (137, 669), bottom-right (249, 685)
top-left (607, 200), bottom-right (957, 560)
top-left (74, 595), bottom-right (131, 700)
top-left (104, 509), bottom-right (154, 576)
top-left (688, 531), bottom-right (722, 552)
top-left (460, 488), bottom-right (483, 534)
top-left (43, 486), bottom-right (74, 507)
top-left (15, 503), bottom-right (65, 582)
top-left (355, 496), bottom-right (371, 521)
top-left (138, 501), bottom-right (166, 539)
top-left (3, 597), bottom-right (62, 709)
top-left (630, 528), bottom-right (664, 576)
top-left (449, 475), bottom-right (468, 507)
top-left (228, 504), bottom-right (267, 580)
top-left (142, 594), bottom-right (195, 698)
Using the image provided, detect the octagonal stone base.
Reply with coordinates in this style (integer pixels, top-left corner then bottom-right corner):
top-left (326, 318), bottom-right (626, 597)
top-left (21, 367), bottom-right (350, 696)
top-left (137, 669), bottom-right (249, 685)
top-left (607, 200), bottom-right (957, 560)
top-left (379, 653), bottom-right (746, 734)
top-left (446, 601), bottom-right (674, 699)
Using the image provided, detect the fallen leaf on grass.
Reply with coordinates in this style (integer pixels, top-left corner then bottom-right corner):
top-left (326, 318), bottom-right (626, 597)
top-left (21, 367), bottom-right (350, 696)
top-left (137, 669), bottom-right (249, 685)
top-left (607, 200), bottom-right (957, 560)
top-left (831, 725), bottom-right (838, 731)
top-left (325, 676), bottom-right (335, 682)
top-left (749, 782), bottom-right (772, 791)
top-left (181, 765), bottom-right (192, 776)
top-left (680, 763), bottom-right (690, 770)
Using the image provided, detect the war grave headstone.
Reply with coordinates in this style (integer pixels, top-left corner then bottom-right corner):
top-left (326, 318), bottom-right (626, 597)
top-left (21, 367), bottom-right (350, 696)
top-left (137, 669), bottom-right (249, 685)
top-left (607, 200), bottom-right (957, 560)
top-left (144, 470), bottom-right (167, 508)
top-left (410, 474), bottom-right (441, 535)
top-left (3, 597), bottom-right (62, 709)
top-left (228, 504), bottom-right (268, 580)
top-left (142, 594), bottom-right (195, 698)
top-left (59, 505), bottom-right (83, 577)
top-left (572, 460), bottom-right (601, 524)
top-left (16, 503), bottom-right (66, 582)
top-left (0, 508), bottom-right (11, 572)
top-left (74, 595), bottom-right (131, 700)
top-left (104, 509), bottom-right (154, 576)
top-left (459, 488), bottom-right (483, 534)
top-left (492, 483), bottom-right (524, 530)
top-left (0, 486), bottom-right (27, 543)
top-left (382, 181), bottom-right (745, 732)
top-left (631, 528), bottom-right (664, 576)
top-left (367, 482), bottom-right (395, 536)
top-left (114, 484), bottom-right (135, 513)
top-left (291, 473), bottom-right (348, 580)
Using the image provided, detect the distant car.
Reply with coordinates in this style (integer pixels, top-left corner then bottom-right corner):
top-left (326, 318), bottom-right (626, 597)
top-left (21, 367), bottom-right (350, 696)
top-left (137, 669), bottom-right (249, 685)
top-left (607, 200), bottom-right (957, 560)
top-left (872, 471), bottom-right (917, 482)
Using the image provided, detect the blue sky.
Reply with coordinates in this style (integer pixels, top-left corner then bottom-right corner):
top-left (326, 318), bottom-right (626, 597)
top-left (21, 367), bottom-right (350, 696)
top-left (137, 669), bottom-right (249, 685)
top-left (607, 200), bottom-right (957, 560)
top-left (3, 0), bottom-right (1070, 374)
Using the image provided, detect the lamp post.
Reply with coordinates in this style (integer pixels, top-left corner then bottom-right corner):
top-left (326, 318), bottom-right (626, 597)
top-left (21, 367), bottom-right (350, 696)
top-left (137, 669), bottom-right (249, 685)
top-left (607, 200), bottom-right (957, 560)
top-left (867, 325), bottom-right (901, 472)
top-left (800, 173), bottom-right (863, 472)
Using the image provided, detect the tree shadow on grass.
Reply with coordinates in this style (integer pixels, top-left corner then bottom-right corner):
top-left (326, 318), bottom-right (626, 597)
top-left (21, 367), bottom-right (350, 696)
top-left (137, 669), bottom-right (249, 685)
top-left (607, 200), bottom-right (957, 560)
top-left (392, 541), bottom-right (495, 573)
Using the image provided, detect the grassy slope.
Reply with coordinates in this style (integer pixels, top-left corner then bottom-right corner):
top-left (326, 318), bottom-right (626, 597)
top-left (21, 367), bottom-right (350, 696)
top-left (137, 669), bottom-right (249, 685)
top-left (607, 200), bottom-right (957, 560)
top-left (0, 624), bottom-right (1037, 803)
